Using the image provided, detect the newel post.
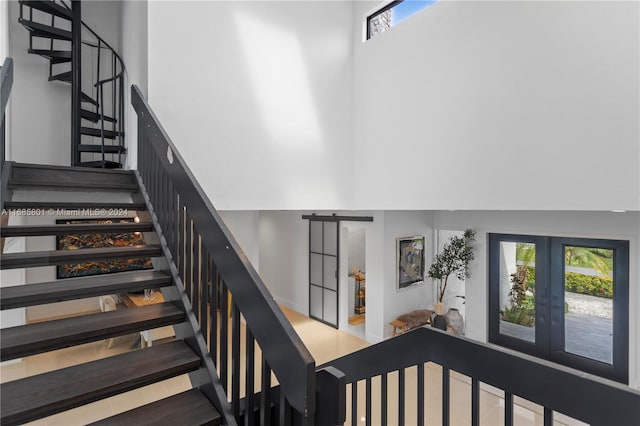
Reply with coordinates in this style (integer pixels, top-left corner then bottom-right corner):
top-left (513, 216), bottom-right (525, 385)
top-left (315, 367), bottom-right (346, 426)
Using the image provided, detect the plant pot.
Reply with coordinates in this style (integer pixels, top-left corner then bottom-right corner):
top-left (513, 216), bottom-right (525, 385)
top-left (433, 314), bottom-right (447, 330)
top-left (445, 308), bottom-right (464, 335)
top-left (434, 302), bottom-right (445, 316)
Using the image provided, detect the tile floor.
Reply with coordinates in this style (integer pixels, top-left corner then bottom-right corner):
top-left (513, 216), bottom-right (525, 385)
top-left (1, 306), bottom-right (586, 425)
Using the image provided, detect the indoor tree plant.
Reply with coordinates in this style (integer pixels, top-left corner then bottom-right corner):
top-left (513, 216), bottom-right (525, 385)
top-left (428, 229), bottom-right (476, 331)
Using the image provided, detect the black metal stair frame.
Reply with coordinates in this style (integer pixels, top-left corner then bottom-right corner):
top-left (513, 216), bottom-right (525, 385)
top-left (0, 163), bottom-right (224, 425)
top-left (18, 0), bottom-right (126, 168)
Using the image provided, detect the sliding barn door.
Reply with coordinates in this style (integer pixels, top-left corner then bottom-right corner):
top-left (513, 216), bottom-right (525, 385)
top-left (308, 219), bottom-right (339, 328)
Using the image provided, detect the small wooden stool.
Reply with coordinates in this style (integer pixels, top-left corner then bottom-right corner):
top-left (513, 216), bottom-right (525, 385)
top-left (390, 319), bottom-right (408, 336)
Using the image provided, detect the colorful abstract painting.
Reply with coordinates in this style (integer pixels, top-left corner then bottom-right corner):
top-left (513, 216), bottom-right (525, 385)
top-left (397, 236), bottom-right (425, 289)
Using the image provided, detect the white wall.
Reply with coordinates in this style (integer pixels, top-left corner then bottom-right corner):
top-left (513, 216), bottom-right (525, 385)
top-left (120, 0), bottom-right (148, 170)
top-left (0, 1), bottom-right (7, 61)
top-left (219, 210), bottom-right (260, 269)
top-left (147, 1), bottom-right (354, 211)
top-left (258, 210), bottom-right (309, 314)
top-left (347, 227), bottom-right (366, 273)
top-left (352, 0), bottom-right (639, 211)
top-left (8, 0), bottom-right (69, 165)
top-left (431, 210), bottom-right (640, 389)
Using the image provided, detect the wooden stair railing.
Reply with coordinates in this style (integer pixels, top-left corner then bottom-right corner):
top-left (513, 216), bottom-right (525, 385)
top-left (132, 85), bottom-right (346, 425)
top-left (320, 327), bottom-right (640, 426)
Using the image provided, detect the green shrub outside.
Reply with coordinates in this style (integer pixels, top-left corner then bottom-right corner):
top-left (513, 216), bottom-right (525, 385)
top-left (501, 305), bottom-right (534, 327)
top-left (565, 272), bottom-right (613, 299)
top-left (520, 266), bottom-right (611, 299)
top-left (501, 294), bottom-right (535, 326)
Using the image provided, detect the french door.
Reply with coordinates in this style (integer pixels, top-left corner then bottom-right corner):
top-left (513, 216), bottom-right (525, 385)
top-left (488, 234), bottom-right (629, 383)
top-left (308, 219), bottom-right (339, 328)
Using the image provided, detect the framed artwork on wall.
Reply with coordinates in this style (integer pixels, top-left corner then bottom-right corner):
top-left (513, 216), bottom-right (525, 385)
top-left (397, 236), bottom-right (425, 290)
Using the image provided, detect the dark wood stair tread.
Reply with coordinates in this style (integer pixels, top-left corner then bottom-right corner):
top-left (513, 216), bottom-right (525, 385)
top-left (48, 70), bottom-right (71, 83)
top-left (8, 179), bottom-right (137, 191)
top-left (78, 144), bottom-right (126, 154)
top-left (0, 245), bottom-right (161, 270)
top-left (1, 221), bottom-right (152, 237)
top-left (0, 341), bottom-right (201, 426)
top-left (82, 92), bottom-right (99, 106)
top-left (89, 389), bottom-right (221, 426)
top-left (19, 1), bottom-right (72, 20)
top-left (81, 127), bottom-right (124, 139)
top-left (28, 49), bottom-right (71, 60)
top-left (1, 302), bottom-right (184, 361)
top-left (10, 162), bottom-right (136, 187)
top-left (3, 201), bottom-right (146, 210)
top-left (81, 109), bottom-right (117, 123)
top-left (0, 270), bottom-right (172, 310)
top-left (18, 19), bottom-right (72, 41)
top-left (78, 160), bottom-right (124, 169)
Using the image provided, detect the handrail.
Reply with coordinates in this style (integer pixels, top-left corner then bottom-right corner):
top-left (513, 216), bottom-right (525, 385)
top-left (59, 0), bottom-right (125, 75)
top-left (0, 58), bottom-right (12, 124)
top-left (131, 85), bottom-right (316, 420)
top-left (94, 72), bottom-right (123, 88)
top-left (321, 327), bottom-right (640, 425)
top-left (1, 58), bottom-right (14, 210)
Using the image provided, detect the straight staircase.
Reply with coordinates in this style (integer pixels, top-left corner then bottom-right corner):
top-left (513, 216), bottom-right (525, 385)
top-left (0, 163), bottom-right (225, 425)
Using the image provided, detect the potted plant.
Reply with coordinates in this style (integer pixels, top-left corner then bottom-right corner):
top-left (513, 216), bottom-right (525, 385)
top-left (428, 229), bottom-right (476, 331)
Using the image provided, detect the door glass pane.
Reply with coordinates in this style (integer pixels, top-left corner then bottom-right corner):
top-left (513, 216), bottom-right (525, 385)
top-left (323, 255), bottom-right (337, 290)
top-left (324, 221), bottom-right (337, 256)
top-left (310, 285), bottom-right (323, 319)
top-left (564, 246), bottom-right (613, 364)
top-left (310, 221), bottom-right (323, 253)
top-left (310, 253), bottom-right (323, 286)
top-left (324, 288), bottom-right (337, 325)
top-left (499, 242), bottom-right (536, 343)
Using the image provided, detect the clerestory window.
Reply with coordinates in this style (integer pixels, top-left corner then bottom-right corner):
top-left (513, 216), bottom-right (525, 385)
top-left (367, 0), bottom-right (438, 40)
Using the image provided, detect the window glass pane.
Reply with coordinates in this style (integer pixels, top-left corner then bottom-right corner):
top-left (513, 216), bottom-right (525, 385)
top-left (368, 1), bottom-right (438, 40)
top-left (310, 285), bottom-right (323, 319)
top-left (323, 255), bottom-right (337, 290)
top-left (310, 221), bottom-right (322, 253)
top-left (324, 221), bottom-right (337, 256)
top-left (369, 8), bottom-right (392, 38)
top-left (564, 246), bottom-right (613, 364)
top-left (499, 242), bottom-right (536, 343)
top-left (310, 253), bottom-right (323, 286)
top-left (323, 288), bottom-right (337, 325)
